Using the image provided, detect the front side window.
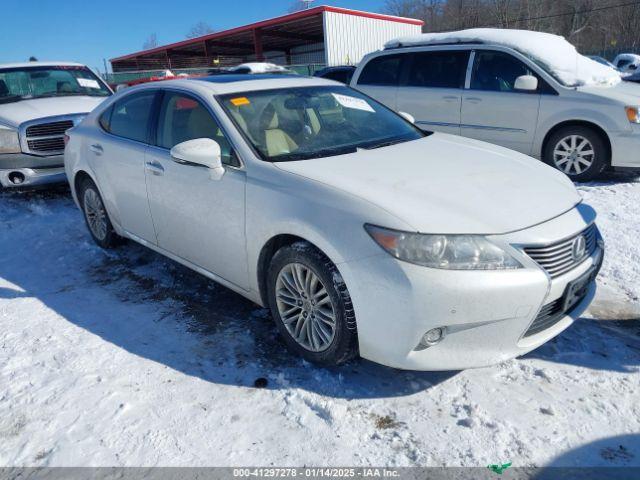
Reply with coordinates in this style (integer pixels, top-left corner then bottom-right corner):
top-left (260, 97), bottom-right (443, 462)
top-left (357, 54), bottom-right (402, 86)
top-left (218, 86), bottom-right (424, 162)
top-left (0, 66), bottom-right (111, 104)
top-left (471, 51), bottom-right (535, 92)
top-left (156, 91), bottom-right (236, 166)
top-left (407, 51), bottom-right (469, 89)
top-left (108, 91), bottom-right (156, 143)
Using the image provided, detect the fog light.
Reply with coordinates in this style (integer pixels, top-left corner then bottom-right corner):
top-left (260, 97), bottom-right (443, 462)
top-left (418, 327), bottom-right (445, 349)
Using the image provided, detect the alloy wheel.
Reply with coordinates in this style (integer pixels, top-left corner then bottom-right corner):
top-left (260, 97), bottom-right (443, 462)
top-left (83, 188), bottom-right (108, 241)
top-left (552, 134), bottom-right (595, 176)
top-left (275, 262), bottom-right (337, 352)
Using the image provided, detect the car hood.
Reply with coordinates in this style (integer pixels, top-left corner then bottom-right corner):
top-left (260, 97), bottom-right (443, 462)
top-left (275, 134), bottom-right (581, 234)
top-left (577, 81), bottom-right (640, 105)
top-left (0, 96), bottom-right (107, 128)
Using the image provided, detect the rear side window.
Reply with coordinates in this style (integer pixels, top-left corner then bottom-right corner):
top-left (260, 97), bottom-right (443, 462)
top-left (98, 105), bottom-right (113, 132)
top-left (357, 55), bottom-right (402, 86)
top-left (108, 91), bottom-right (156, 143)
top-left (407, 51), bottom-right (469, 88)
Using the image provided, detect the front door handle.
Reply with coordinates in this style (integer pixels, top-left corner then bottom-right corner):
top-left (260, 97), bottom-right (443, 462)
top-left (465, 97), bottom-right (482, 104)
top-left (442, 95), bottom-right (459, 102)
top-left (145, 160), bottom-right (165, 176)
top-left (89, 143), bottom-right (103, 155)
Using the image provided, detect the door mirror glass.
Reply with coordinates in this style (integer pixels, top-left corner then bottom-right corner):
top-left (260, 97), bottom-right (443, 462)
top-left (170, 138), bottom-right (225, 179)
top-left (399, 111), bottom-right (415, 124)
top-left (514, 75), bottom-right (539, 91)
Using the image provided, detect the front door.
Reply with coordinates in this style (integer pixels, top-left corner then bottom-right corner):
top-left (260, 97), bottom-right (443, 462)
top-left (144, 90), bottom-right (248, 289)
top-left (460, 50), bottom-right (541, 154)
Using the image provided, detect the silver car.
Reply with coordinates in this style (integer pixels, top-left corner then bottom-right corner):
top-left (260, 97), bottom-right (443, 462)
top-left (352, 42), bottom-right (640, 181)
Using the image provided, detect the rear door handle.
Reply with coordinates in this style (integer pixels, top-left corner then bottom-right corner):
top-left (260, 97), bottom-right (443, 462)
top-left (89, 143), bottom-right (103, 155)
top-left (145, 160), bottom-right (165, 176)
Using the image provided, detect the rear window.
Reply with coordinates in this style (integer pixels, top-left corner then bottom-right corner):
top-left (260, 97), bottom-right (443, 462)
top-left (407, 51), bottom-right (469, 89)
top-left (357, 55), bottom-right (402, 86)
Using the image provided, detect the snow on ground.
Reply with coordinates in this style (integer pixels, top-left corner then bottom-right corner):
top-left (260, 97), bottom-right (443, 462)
top-left (0, 176), bottom-right (639, 468)
top-left (386, 29), bottom-right (621, 87)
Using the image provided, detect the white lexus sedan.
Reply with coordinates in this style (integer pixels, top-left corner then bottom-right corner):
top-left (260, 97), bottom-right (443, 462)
top-left (64, 74), bottom-right (604, 370)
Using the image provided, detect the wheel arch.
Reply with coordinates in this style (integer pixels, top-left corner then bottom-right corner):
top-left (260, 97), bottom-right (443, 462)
top-left (256, 234), bottom-right (331, 307)
top-left (541, 120), bottom-right (612, 166)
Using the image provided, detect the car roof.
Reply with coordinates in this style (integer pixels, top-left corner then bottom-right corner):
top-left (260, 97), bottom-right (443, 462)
top-left (135, 74), bottom-right (340, 95)
top-left (0, 61), bottom-right (87, 69)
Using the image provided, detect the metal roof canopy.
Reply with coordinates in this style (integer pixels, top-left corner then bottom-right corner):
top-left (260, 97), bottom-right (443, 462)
top-left (110, 6), bottom-right (423, 72)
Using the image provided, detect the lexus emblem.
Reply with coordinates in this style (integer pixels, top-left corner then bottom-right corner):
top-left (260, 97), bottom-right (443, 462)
top-left (571, 235), bottom-right (587, 261)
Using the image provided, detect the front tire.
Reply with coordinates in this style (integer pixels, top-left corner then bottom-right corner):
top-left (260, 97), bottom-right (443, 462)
top-left (79, 177), bottom-right (121, 249)
top-left (543, 126), bottom-right (607, 182)
top-left (267, 242), bottom-right (358, 366)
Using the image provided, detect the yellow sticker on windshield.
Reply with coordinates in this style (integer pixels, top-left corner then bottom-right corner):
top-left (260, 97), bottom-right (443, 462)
top-left (230, 97), bottom-right (250, 106)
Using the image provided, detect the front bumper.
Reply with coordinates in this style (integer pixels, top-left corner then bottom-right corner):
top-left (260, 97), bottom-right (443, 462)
top-left (610, 125), bottom-right (640, 168)
top-left (339, 205), bottom-right (602, 371)
top-left (0, 153), bottom-right (66, 188)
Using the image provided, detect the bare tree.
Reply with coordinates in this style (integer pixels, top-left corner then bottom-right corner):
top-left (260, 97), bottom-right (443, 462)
top-left (186, 21), bottom-right (215, 39)
top-left (143, 33), bottom-right (158, 50)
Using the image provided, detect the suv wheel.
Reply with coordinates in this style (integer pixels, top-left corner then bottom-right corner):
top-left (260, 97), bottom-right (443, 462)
top-left (79, 177), bottom-right (121, 249)
top-left (267, 242), bottom-right (358, 366)
top-left (543, 126), bottom-right (607, 182)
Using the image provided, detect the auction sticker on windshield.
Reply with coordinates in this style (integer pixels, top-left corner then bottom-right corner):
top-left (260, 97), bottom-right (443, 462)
top-left (77, 78), bottom-right (101, 89)
top-left (332, 93), bottom-right (374, 112)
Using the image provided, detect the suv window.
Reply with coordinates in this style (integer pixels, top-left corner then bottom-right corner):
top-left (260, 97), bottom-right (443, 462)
top-left (156, 91), bottom-right (237, 166)
top-left (471, 51), bottom-right (536, 92)
top-left (358, 54), bottom-right (402, 86)
top-left (407, 51), bottom-right (469, 88)
top-left (108, 91), bottom-right (156, 143)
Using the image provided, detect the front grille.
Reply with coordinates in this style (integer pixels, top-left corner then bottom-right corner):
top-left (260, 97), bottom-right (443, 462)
top-left (27, 137), bottom-right (66, 152)
top-left (523, 224), bottom-right (597, 278)
top-left (23, 119), bottom-right (75, 155)
top-left (25, 120), bottom-right (73, 137)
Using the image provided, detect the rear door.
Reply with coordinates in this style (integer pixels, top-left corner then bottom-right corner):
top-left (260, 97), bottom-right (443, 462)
top-left (89, 90), bottom-right (158, 243)
top-left (353, 53), bottom-right (403, 110)
top-left (396, 50), bottom-right (470, 135)
top-left (460, 50), bottom-right (542, 154)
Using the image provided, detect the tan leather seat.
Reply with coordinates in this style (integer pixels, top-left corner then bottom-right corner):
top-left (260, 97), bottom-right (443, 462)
top-left (261, 107), bottom-right (297, 157)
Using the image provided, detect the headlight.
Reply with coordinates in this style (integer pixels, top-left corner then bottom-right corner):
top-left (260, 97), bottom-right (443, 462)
top-left (365, 224), bottom-right (523, 270)
top-left (625, 106), bottom-right (640, 124)
top-left (0, 126), bottom-right (21, 154)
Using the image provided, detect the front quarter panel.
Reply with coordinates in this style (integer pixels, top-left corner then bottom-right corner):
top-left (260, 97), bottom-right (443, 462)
top-left (245, 160), bottom-right (413, 301)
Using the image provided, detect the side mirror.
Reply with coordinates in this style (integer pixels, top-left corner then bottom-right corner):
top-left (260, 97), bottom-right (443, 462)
top-left (514, 75), bottom-right (538, 92)
top-left (170, 138), bottom-right (225, 180)
top-left (399, 111), bottom-right (415, 124)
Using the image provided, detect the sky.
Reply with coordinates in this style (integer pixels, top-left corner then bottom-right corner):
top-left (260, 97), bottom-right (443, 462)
top-left (2, 0), bottom-right (386, 74)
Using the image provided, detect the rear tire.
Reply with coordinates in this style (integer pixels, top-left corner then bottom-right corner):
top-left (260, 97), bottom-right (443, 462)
top-left (267, 242), bottom-right (358, 367)
top-left (543, 126), bottom-right (607, 182)
top-left (79, 177), bottom-right (121, 249)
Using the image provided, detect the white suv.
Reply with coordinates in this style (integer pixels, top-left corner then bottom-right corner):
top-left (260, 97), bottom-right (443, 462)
top-left (352, 37), bottom-right (640, 181)
top-left (0, 62), bottom-right (111, 188)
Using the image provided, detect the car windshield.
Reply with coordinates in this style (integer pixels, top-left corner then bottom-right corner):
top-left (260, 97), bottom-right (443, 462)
top-left (218, 86), bottom-right (424, 162)
top-left (0, 65), bottom-right (111, 104)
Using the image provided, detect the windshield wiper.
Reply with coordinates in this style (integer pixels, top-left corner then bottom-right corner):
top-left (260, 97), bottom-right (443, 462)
top-left (273, 145), bottom-right (358, 161)
top-left (360, 138), bottom-right (407, 150)
top-left (0, 95), bottom-right (22, 104)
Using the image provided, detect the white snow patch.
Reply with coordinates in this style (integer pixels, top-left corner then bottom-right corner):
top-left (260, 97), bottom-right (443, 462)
top-left (229, 63), bottom-right (290, 74)
top-left (0, 178), bottom-right (638, 467)
top-left (385, 29), bottom-right (621, 87)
